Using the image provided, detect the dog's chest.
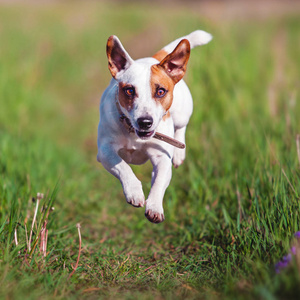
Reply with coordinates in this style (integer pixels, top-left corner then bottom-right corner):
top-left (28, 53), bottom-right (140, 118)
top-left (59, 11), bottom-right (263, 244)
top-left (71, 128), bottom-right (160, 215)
top-left (118, 147), bottom-right (148, 165)
top-left (117, 139), bottom-right (149, 165)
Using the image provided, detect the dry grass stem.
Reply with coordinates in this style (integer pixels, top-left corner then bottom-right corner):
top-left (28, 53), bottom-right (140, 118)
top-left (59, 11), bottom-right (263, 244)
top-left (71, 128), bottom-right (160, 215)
top-left (281, 168), bottom-right (297, 197)
top-left (39, 226), bottom-right (49, 258)
top-left (235, 172), bottom-right (242, 222)
top-left (68, 223), bottom-right (82, 279)
top-left (25, 224), bottom-right (29, 250)
top-left (38, 205), bottom-right (54, 257)
top-left (296, 134), bottom-right (300, 167)
top-left (14, 228), bottom-right (18, 246)
top-left (28, 193), bottom-right (44, 251)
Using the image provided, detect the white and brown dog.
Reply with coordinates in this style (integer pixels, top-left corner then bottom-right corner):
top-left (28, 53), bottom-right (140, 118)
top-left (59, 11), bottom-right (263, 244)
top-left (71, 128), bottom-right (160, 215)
top-left (97, 30), bottom-right (212, 223)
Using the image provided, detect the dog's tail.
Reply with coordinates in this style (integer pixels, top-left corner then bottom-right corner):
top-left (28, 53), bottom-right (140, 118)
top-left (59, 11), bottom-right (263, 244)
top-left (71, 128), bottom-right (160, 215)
top-left (153, 30), bottom-right (212, 61)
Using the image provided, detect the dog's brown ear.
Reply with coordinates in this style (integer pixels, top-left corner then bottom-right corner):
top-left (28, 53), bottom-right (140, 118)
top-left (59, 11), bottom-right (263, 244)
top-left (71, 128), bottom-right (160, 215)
top-left (106, 36), bottom-right (133, 79)
top-left (158, 39), bottom-right (190, 84)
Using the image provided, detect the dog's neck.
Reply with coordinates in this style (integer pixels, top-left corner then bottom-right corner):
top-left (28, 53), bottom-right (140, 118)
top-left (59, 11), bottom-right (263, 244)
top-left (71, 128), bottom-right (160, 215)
top-left (115, 100), bottom-right (135, 133)
top-left (115, 100), bottom-right (185, 149)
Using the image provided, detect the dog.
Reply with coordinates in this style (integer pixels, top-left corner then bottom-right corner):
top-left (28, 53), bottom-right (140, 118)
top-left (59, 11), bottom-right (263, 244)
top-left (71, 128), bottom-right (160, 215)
top-left (97, 30), bottom-right (212, 223)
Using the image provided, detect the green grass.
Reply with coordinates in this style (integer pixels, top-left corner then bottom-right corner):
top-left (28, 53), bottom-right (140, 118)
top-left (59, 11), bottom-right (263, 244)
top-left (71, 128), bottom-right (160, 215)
top-left (1, 1), bottom-right (300, 299)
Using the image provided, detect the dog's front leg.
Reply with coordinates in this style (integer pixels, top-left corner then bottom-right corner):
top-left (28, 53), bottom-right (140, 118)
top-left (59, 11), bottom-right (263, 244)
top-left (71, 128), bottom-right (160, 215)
top-left (145, 154), bottom-right (172, 223)
top-left (98, 144), bottom-right (145, 207)
top-left (172, 126), bottom-right (187, 168)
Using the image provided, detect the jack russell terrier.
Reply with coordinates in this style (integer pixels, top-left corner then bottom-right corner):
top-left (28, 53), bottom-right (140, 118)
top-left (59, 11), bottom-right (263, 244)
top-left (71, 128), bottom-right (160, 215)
top-left (97, 30), bottom-right (212, 223)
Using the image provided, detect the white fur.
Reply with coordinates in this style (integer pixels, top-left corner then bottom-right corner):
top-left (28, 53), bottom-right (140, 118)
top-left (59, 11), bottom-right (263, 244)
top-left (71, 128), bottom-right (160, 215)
top-left (163, 30), bottom-right (212, 53)
top-left (97, 30), bottom-right (212, 223)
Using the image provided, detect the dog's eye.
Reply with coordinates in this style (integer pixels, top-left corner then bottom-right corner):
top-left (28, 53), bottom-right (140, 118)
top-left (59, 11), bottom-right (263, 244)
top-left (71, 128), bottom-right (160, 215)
top-left (124, 87), bottom-right (135, 97)
top-left (156, 88), bottom-right (167, 98)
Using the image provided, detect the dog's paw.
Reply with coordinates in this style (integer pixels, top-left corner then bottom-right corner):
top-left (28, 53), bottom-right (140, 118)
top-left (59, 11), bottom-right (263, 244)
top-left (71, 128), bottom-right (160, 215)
top-left (127, 196), bottom-right (145, 207)
top-left (145, 202), bottom-right (165, 223)
top-left (172, 148), bottom-right (186, 168)
top-left (123, 180), bottom-right (145, 207)
top-left (145, 209), bottom-right (165, 223)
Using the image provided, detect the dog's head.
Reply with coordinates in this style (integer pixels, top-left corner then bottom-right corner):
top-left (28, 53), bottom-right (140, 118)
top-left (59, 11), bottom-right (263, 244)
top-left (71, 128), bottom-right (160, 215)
top-left (106, 36), bottom-right (190, 139)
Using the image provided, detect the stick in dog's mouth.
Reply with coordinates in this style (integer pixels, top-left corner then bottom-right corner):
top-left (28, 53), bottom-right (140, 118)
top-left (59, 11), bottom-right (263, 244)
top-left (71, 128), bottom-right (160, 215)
top-left (119, 108), bottom-right (185, 149)
top-left (153, 132), bottom-right (185, 149)
top-left (135, 129), bottom-right (185, 149)
top-left (135, 130), bottom-right (155, 139)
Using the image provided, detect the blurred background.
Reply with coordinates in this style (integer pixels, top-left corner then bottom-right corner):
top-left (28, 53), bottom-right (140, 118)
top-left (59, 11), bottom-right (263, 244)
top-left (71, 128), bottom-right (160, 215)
top-left (0, 0), bottom-right (299, 154)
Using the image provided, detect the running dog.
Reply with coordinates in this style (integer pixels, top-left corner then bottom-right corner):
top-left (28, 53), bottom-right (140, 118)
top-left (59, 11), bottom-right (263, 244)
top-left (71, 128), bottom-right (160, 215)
top-left (97, 30), bottom-right (212, 223)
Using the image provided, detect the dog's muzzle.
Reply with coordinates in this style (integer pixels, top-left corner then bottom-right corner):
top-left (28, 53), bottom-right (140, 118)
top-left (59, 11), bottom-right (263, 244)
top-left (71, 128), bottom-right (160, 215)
top-left (137, 116), bottom-right (153, 130)
top-left (136, 116), bottom-right (155, 139)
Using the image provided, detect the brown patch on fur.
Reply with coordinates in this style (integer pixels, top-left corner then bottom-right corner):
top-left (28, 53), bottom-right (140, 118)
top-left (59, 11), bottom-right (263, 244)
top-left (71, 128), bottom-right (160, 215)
top-left (118, 82), bottom-right (137, 111)
top-left (162, 111), bottom-right (170, 121)
top-left (152, 49), bottom-right (168, 62)
top-left (106, 36), bottom-right (118, 78)
top-left (159, 39), bottom-right (190, 84)
top-left (150, 65), bottom-right (174, 112)
top-left (107, 36), bottom-right (131, 79)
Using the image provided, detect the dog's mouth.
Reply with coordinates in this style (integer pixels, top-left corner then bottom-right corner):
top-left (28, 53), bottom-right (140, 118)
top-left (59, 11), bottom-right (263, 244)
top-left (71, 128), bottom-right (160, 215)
top-left (135, 129), bottom-right (155, 139)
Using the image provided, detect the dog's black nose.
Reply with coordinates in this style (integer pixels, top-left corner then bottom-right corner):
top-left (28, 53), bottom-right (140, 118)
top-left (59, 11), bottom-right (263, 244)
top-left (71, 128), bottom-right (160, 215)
top-left (137, 116), bottom-right (153, 130)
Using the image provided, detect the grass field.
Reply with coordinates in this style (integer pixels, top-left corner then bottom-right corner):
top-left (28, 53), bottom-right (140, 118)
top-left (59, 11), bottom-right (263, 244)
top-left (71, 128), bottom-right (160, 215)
top-left (1, 1), bottom-right (300, 299)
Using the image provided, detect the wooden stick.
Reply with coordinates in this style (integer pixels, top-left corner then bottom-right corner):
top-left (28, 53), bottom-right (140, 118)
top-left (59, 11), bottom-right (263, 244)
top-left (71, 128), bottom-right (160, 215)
top-left (154, 132), bottom-right (185, 149)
